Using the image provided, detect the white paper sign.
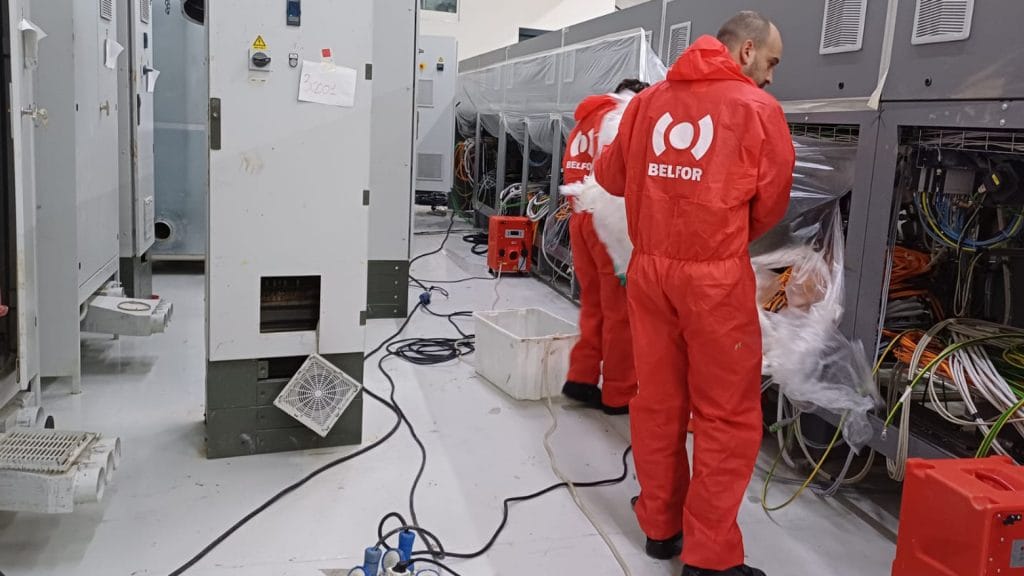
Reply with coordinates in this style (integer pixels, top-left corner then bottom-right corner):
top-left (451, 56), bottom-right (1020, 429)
top-left (104, 38), bottom-right (124, 70)
top-left (18, 18), bottom-right (47, 41)
top-left (298, 61), bottom-right (357, 107)
top-left (145, 69), bottom-right (161, 93)
top-left (18, 19), bottom-right (46, 69)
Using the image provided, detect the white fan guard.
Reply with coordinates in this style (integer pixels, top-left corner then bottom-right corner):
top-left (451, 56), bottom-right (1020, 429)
top-left (273, 354), bottom-right (362, 438)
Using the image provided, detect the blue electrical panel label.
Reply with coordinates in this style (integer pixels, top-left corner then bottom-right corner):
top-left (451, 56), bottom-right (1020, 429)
top-left (286, 0), bottom-right (301, 26)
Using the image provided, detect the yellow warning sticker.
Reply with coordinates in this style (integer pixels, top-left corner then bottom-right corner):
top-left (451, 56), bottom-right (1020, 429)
top-left (252, 35), bottom-right (268, 51)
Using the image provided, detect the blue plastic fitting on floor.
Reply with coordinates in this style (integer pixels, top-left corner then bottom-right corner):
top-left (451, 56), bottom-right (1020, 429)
top-left (398, 530), bottom-right (416, 564)
top-left (363, 546), bottom-right (382, 575)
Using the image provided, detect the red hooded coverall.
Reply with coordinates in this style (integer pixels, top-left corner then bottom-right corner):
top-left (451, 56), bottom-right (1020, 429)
top-left (564, 95), bottom-right (638, 409)
top-left (594, 36), bottom-right (795, 569)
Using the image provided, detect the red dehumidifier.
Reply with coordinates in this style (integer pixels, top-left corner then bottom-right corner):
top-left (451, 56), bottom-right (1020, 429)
top-left (487, 216), bottom-right (534, 274)
top-left (893, 456), bottom-right (1024, 576)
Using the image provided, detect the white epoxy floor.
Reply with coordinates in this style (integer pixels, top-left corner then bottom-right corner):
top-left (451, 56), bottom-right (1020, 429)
top-left (0, 212), bottom-right (900, 576)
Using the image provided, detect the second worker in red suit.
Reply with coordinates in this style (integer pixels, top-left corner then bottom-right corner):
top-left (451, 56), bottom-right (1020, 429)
top-left (562, 79), bottom-right (650, 415)
top-left (594, 12), bottom-right (796, 576)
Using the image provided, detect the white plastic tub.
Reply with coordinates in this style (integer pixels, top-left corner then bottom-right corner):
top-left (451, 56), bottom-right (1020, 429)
top-left (473, 308), bottom-right (580, 401)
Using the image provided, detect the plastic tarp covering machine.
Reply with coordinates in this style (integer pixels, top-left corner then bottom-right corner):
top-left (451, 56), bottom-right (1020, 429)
top-left (456, 29), bottom-right (668, 153)
top-left (753, 137), bottom-right (880, 450)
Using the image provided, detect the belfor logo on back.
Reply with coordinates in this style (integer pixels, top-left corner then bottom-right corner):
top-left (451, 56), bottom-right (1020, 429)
top-left (566, 129), bottom-right (597, 173)
top-left (649, 112), bottom-right (714, 182)
top-left (652, 113), bottom-right (715, 159)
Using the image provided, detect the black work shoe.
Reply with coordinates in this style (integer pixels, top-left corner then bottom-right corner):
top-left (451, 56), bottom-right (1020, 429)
top-left (682, 565), bottom-right (766, 576)
top-left (562, 381), bottom-right (603, 408)
top-left (629, 496), bottom-right (683, 560)
top-left (602, 403), bottom-right (630, 416)
top-left (646, 533), bottom-right (683, 560)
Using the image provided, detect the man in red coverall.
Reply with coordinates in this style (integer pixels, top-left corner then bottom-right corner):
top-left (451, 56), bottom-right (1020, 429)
top-left (594, 12), bottom-right (795, 576)
top-left (562, 79), bottom-right (649, 415)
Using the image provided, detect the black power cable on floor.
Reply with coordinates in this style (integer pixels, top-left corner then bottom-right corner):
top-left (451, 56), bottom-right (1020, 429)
top-left (373, 446), bottom-right (633, 562)
top-left (168, 304), bottom-right (427, 576)
top-left (168, 296), bottom-right (472, 575)
top-left (462, 232), bottom-right (490, 256)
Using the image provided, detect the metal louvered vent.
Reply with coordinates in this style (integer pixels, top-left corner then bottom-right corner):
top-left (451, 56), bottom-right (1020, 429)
top-left (0, 430), bottom-right (97, 473)
top-left (140, 0), bottom-right (151, 23)
top-left (820, 0), bottom-right (867, 54)
top-left (668, 22), bottom-right (692, 65)
top-left (417, 78), bottom-right (435, 107)
top-left (912, 0), bottom-right (975, 45)
top-left (273, 355), bottom-right (362, 438)
top-left (100, 0), bottom-right (114, 21)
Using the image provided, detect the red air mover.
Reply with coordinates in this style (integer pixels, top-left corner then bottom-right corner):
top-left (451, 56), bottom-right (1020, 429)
top-left (893, 456), bottom-right (1024, 576)
top-left (487, 216), bottom-right (533, 275)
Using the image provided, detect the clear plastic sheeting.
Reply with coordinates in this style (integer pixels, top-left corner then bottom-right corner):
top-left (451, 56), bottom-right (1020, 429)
top-left (753, 137), bottom-right (880, 450)
top-left (456, 29), bottom-right (667, 152)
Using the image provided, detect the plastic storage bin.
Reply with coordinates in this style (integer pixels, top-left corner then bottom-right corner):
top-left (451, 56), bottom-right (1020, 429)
top-left (473, 308), bottom-right (579, 401)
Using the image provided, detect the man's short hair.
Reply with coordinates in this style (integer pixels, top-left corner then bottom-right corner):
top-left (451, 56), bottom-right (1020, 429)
top-left (615, 79), bottom-right (650, 94)
top-left (717, 11), bottom-right (773, 50)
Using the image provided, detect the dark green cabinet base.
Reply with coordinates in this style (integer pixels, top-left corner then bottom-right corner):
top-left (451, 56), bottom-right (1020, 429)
top-left (367, 259), bottom-right (410, 319)
top-left (205, 353), bottom-right (364, 459)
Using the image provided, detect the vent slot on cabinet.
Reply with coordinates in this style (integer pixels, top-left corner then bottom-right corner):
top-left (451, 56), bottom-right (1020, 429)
top-left (418, 153), bottom-right (445, 182)
top-left (140, 0), bottom-right (151, 23)
top-left (820, 0), bottom-right (867, 54)
top-left (100, 0), bottom-right (114, 21)
top-left (912, 0), bottom-right (975, 45)
top-left (668, 22), bottom-right (692, 65)
top-left (260, 276), bottom-right (321, 334)
top-left (417, 78), bottom-right (435, 107)
top-left (563, 50), bottom-right (576, 83)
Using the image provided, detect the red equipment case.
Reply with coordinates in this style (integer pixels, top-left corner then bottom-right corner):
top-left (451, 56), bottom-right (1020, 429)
top-left (893, 456), bottom-right (1024, 576)
top-left (487, 216), bottom-right (533, 274)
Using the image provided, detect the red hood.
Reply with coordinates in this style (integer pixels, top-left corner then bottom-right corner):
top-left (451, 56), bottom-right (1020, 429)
top-left (666, 35), bottom-right (755, 86)
top-left (574, 94), bottom-right (619, 122)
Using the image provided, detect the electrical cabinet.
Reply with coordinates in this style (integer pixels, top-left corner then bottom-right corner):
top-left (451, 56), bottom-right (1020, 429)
top-left (883, 0), bottom-right (1024, 101)
top-left (117, 0), bottom-right (157, 297)
top-left (366, 0), bottom-right (417, 320)
top-left (1, 0), bottom-right (42, 414)
top-left (151, 0), bottom-right (207, 261)
top-left (205, 0), bottom-right (372, 458)
top-left (33, 0), bottom-right (122, 384)
top-left (415, 35), bottom-right (458, 197)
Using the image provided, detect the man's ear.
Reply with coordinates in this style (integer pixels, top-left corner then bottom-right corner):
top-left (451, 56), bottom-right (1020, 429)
top-left (740, 39), bottom-right (755, 65)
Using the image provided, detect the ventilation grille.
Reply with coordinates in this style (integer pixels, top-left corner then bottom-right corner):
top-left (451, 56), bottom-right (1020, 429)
top-left (417, 78), bottom-right (435, 107)
top-left (100, 0), bottom-right (114, 21)
top-left (668, 22), bottom-right (692, 64)
top-left (820, 0), bottom-right (867, 54)
top-left (563, 50), bottom-right (576, 83)
top-left (912, 0), bottom-right (975, 45)
top-left (0, 430), bottom-right (97, 473)
top-left (273, 355), bottom-right (362, 438)
top-left (140, 0), bottom-right (151, 23)
top-left (418, 153), bottom-right (445, 181)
